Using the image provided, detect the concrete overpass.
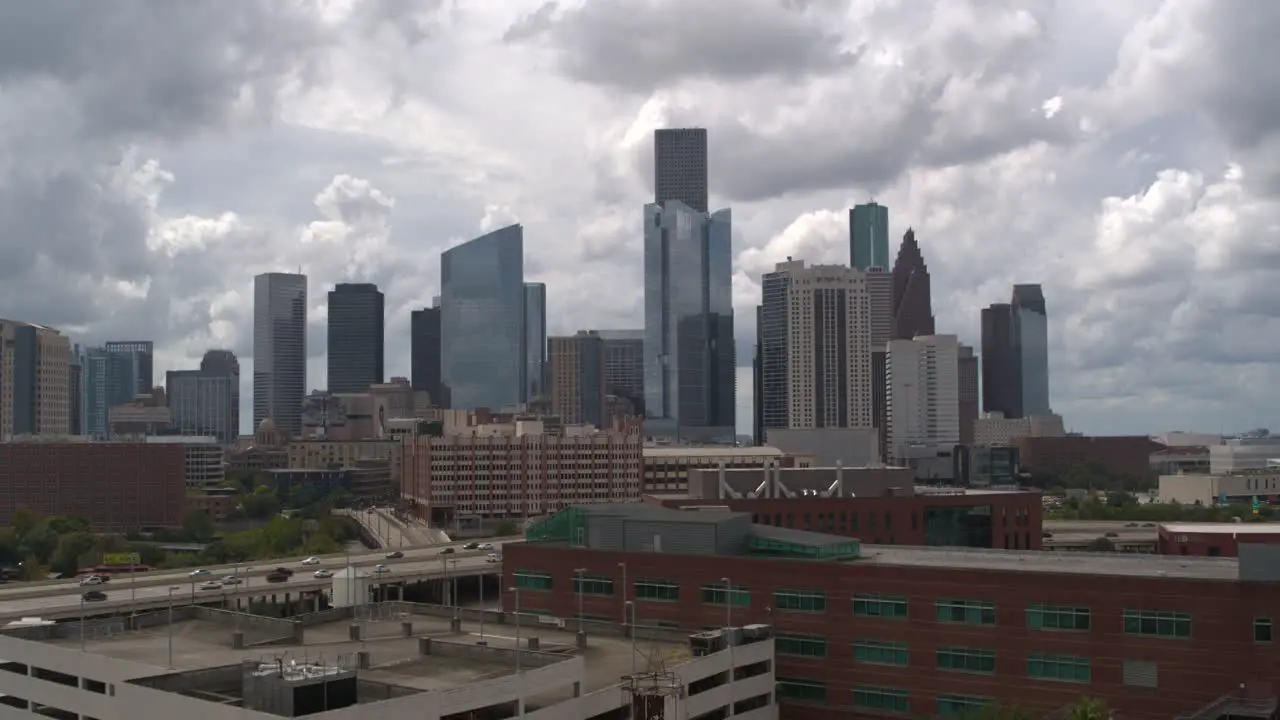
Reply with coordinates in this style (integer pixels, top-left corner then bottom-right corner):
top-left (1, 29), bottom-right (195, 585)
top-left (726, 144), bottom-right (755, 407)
top-left (0, 541), bottom-right (515, 622)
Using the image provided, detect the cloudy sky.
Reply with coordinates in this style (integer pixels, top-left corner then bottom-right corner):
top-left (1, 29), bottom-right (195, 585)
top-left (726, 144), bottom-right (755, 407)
top-left (1, 0), bottom-right (1277, 437)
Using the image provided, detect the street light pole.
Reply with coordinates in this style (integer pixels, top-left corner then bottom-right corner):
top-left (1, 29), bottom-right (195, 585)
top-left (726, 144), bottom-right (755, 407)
top-left (573, 568), bottom-right (586, 635)
top-left (617, 562), bottom-right (627, 625)
top-left (625, 600), bottom-right (636, 678)
top-left (167, 585), bottom-right (180, 669)
top-left (449, 559), bottom-right (459, 620)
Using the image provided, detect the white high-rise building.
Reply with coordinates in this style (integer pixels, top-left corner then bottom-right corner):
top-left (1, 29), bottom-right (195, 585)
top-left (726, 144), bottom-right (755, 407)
top-left (253, 272), bottom-right (308, 438)
top-left (886, 334), bottom-right (960, 461)
top-left (760, 260), bottom-right (872, 430)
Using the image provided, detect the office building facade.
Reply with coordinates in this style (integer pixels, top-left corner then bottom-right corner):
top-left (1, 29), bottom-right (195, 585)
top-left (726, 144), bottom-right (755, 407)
top-left (890, 229), bottom-right (936, 341)
top-left (981, 302), bottom-right (1017, 417)
top-left (410, 304), bottom-right (444, 407)
top-left (166, 349), bottom-right (240, 443)
top-left (253, 272), bottom-right (308, 437)
top-left (597, 329), bottom-right (644, 417)
top-left (68, 345), bottom-right (83, 436)
top-left (548, 331), bottom-right (606, 427)
top-left (0, 319), bottom-right (71, 439)
top-left (523, 282), bottom-right (547, 402)
top-left (654, 128), bottom-right (709, 213)
top-left (958, 343), bottom-right (980, 445)
top-left (759, 260), bottom-right (872, 431)
top-left (849, 201), bottom-right (890, 271)
top-left (1012, 284), bottom-right (1050, 416)
top-left (886, 334), bottom-right (960, 461)
top-left (326, 282), bottom-right (384, 394)
top-left (440, 224), bottom-right (524, 411)
top-left (643, 201), bottom-right (735, 439)
top-left (103, 341), bottom-right (153, 393)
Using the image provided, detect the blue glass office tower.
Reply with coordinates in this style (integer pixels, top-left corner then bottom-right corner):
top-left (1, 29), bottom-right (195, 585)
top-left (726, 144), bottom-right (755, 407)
top-left (1012, 284), bottom-right (1050, 416)
top-left (643, 201), bottom-right (735, 440)
top-left (83, 341), bottom-right (153, 439)
top-left (850, 202), bottom-right (890, 271)
top-left (441, 224), bottom-right (524, 411)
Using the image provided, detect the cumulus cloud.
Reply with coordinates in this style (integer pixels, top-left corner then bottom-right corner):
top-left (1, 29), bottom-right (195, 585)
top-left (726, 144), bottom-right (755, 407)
top-left (1, 0), bottom-right (1278, 437)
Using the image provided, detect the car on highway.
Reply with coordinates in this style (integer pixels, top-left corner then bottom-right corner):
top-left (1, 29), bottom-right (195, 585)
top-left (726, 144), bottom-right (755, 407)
top-left (79, 575), bottom-right (104, 586)
top-left (372, 564), bottom-right (391, 574)
top-left (266, 571), bottom-right (289, 583)
top-left (81, 590), bottom-right (107, 602)
top-left (385, 551), bottom-right (404, 559)
top-left (301, 557), bottom-right (321, 566)
top-left (439, 547), bottom-right (455, 555)
top-left (188, 568), bottom-right (211, 577)
top-left (221, 575), bottom-right (242, 586)
top-left (479, 543), bottom-right (494, 551)
top-left (462, 542), bottom-right (480, 550)
top-left (486, 553), bottom-right (499, 563)
top-left (273, 567), bottom-right (294, 577)
top-left (198, 581), bottom-right (222, 591)
top-left (313, 570), bottom-right (334, 579)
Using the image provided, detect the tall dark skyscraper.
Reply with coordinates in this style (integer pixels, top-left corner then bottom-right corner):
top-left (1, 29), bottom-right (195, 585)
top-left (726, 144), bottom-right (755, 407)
top-left (890, 229), bottom-right (936, 341)
top-left (654, 128), bottom-right (709, 213)
top-left (68, 345), bottom-right (82, 436)
top-left (548, 331), bottom-right (606, 428)
top-left (752, 306), bottom-right (764, 446)
top-left (104, 341), bottom-right (154, 394)
top-left (982, 285), bottom-right (1050, 419)
top-left (441, 224), bottom-right (524, 410)
top-left (958, 343), bottom-right (980, 445)
top-left (253, 272), bottom-right (307, 437)
top-left (597, 330), bottom-right (644, 416)
top-left (643, 201), bottom-right (734, 439)
top-left (850, 202), bottom-right (890, 270)
top-left (523, 282), bottom-right (547, 401)
top-left (411, 304), bottom-right (444, 407)
top-left (757, 262), bottom-right (792, 432)
top-left (326, 283), bottom-right (385, 394)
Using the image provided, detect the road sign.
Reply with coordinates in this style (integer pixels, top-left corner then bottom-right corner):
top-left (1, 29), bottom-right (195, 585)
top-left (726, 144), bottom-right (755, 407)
top-left (103, 552), bottom-right (140, 566)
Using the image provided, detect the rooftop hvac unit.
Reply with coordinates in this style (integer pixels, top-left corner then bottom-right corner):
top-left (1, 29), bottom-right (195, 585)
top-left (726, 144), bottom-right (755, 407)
top-left (688, 630), bottom-right (725, 657)
top-left (741, 624), bottom-right (772, 643)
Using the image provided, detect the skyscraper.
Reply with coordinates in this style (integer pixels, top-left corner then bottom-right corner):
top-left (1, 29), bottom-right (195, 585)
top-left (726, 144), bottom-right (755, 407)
top-left (410, 304), bottom-right (443, 407)
top-left (643, 200), bottom-right (735, 439)
top-left (752, 306), bottom-right (764, 446)
top-left (83, 342), bottom-right (152, 439)
top-left (758, 260), bottom-right (873, 431)
top-left (866, 267), bottom-right (895, 459)
top-left (327, 282), bottom-right (385, 393)
top-left (524, 282), bottom-right (547, 402)
top-left (654, 128), bottom-right (709, 213)
top-left (103, 341), bottom-right (153, 393)
top-left (886, 334), bottom-right (960, 462)
top-left (0, 319), bottom-right (71, 438)
top-left (68, 345), bottom-right (83, 436)
top-left (890, 229), bottom-right (936, 340)
top-left (597, 330), bottom-right (645, 416)
top-left (981, 302), bottom-right (1017, 417)
top-left (849, 202), bottom-right (890, 271)
top-left (981, 285), bottom-right (1050, 419)
top-left (167, 350), bottom-right (240, 443)
top-left (1012, 284), bottom-right (1050, 417)
top-left (253, 272), bottom-right (307, 437)
top-left (957, 343), bottom-right (980, 445)
top-left (548, 331), bottom-right (606, 428)
top-left (440, 224), bottom-right (524, 410)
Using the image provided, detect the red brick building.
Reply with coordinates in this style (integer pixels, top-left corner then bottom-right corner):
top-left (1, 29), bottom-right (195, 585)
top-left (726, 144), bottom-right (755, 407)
top-left (0, 442), bottom-right (185, 531)
top-left (506, 505), bottom-right (1280, 720)
top-left (1158, 522), bottom-right (1280, 557)
top-left (1016, 435), bottom-right (1163, 480)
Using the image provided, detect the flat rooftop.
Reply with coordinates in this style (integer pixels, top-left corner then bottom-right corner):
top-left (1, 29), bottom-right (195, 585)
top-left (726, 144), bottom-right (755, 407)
top-left (858, 545), bottom-right (1239, 581)
top-left (1161, 522), bottom-right (1280, 535)
top-left (643, 446), bottom-right (784, 457)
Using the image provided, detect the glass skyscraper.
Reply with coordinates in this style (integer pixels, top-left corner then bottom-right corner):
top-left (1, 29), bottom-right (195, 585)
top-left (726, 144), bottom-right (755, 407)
top-left (523, 282), bottom-right (547, 402)
top-left (1012, 284), bottom-right (1050, 416)
top-left (83, 341), bottom-right (153, 439)
top-left (326, 282), bottom-right (385, 393)
top-left (253, 272), bottom-right (308, 437)
top-left (441, 224), bottom-right (524, 411)
top-left (643, 200), bottom-right (735, 440)
top-left (850, 202), bottom-right (890, 271)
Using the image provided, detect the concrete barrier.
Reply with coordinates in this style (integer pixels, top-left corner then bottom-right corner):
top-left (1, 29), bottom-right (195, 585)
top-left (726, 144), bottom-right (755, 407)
top-left (417, 637), bottom-right (565, 668)
top-left (293, 606), bottom-right (353, 627)
top-left (389, 601), bottom-right (693, 644)
top-left (188, 606), bottom-right (301, 646)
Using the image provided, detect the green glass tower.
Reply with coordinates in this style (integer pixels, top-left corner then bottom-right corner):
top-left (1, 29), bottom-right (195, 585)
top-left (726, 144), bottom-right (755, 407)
top-left (849, 202), bottom-right (890, 270)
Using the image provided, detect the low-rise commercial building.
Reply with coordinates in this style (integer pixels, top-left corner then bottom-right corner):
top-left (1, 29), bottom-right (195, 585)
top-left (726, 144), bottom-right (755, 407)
top-left (642, 445), bottom-right (813, 494)
top-left (401, 419), bottom-right (643, 523)
top-left (1209, 438), bottom-right (1280, 474)
top-left (1158, 469), bottom-right (1280, 506)
top-left (1015, 435), bottom-right (1162, 480)
top-left (288, 439), bottom-right (401, 484)
top-left (1158, 522), bottom-right (1280, 557)
top-left (508, 504), bottom-right (1280, 720)
top-left (0, 441), bottom-right (185, 531)
top-left (145, 436), bottom-right (224, 490)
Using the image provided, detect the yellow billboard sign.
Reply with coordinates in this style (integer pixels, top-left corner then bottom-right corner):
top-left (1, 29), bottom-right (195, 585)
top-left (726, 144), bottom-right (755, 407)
top-left (103, 553), bottom-right (140, 566)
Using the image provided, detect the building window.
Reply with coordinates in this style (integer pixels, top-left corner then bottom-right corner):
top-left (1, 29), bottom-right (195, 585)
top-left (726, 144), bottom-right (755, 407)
top-left (634, 579), bottom-right (679, 602)
top-left (1123, 609), bottom-right (1192, 639)
top-left (853, 593), bottom-right (908, 619)
top-left (853, 686), bottom-right (909, 714)
top-left (513, 571), bottom-right (552, 591)
top-left (1256, 617), bottom-right (1273, 643)
top-left (1027, 653), bottom-right (1091, 683)
top-left (937, 694), bottom-right (992, 716)
top-left (776, 634), bottom-right (826, 658)
top-left (777, 678), bottom-right (827, 704)
top-left (571, 575), bottom-right (614, 596)
top-left (1027, 603), bottom-right (1090, 631)
top-left (853, 640), bottom-right (908, 666)
top-left (936, 647), bottom-right (996, 674)
top-left (700, 582), bottom-right (750, 607)
top-left (774, 589), bottom-right (827, 613)
top-left (936, 598), bottom-right (996, 625)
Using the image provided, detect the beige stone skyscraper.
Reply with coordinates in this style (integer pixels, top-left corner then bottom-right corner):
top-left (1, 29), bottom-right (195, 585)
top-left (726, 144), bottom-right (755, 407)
top-left (0, 319), bottom-right (71, 439)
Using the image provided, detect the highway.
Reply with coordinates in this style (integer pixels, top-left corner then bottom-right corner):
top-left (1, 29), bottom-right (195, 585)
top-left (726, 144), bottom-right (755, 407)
top-left (0, 539), bottom-right (518, 620)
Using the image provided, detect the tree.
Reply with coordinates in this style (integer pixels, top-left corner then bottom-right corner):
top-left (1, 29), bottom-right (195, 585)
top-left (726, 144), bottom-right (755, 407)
top-left (17, 524), bottom-right (58, 564)
top-left (50, 532), bottom-right (98, 576)
top-left (9, 507), bottom-right (39, 539)
top-left (182, 509), bottom-right (216, 543)
top-left (47, 516), bottom-right (91, 535)
top-left (1065, 698), bottom-right (1109, 720)
top-left (242, 487), bottom-right (281, 519)
top-left (494, 520), bottom-right (520, 537)
top-left (1086, 536), bottom-right (1116, 552)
